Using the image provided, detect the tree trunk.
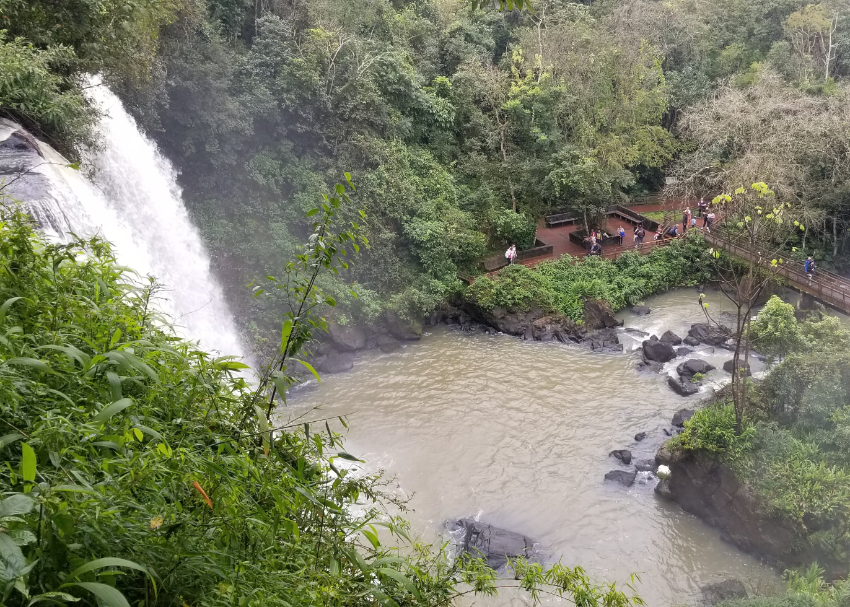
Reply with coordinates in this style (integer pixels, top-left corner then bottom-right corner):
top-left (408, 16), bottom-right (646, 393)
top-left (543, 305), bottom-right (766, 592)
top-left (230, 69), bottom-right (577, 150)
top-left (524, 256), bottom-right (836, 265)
top-left (834, 216), bottom-right (839, 258)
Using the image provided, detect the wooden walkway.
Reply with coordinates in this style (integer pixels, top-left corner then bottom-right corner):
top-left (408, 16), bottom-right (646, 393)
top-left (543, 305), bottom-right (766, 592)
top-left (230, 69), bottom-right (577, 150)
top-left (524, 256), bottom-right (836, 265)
top-left (705, 232), bottom-right (850, 314)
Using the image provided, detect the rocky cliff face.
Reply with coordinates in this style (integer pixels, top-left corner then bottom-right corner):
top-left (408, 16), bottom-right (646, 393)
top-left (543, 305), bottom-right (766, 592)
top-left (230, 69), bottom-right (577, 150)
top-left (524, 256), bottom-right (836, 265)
top-left (655, 445), bottom-right (846, 578)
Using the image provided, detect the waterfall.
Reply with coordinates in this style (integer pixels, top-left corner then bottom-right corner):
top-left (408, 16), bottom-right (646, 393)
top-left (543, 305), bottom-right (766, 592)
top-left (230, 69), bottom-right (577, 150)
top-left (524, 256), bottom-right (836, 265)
top-left (0, 82), bottom-right (246, 359)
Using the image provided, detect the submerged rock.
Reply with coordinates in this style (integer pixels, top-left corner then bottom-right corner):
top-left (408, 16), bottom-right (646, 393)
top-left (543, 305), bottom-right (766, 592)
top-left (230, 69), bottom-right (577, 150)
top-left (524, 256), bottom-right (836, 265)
top-left (636, 360), bottom-right (664, 373)
top-left (642, 340), bottom-right (676, 363)
top-left (683, 336), bottom-right (700, 347)
top-left (376, 334), bottom-right (402, 353)
top-left (604, 469), bottom-right (637, 486)
top-left (672, 408), bottom-right (695, 426)
top-left (609, 449), bottom-right (632, 465)
top-left (676, 347), bottom-right (693, 357)
top-left (723, 359), bottom-right (752, 376)
top-left (660, 330), bottom-right (682, 345)
top-left (321, 350), bottom-right (355, 374)
top-left (688, 323), bottom-right (732, 347)
top-left (447, 518), bottom-right (535, 570)
top-left (634, 458), bottom-right (655, 472)
top-left (634, 432), bottom-right (648, 442)
top-left (668, 376), bottom-right (699, 396)
top-left (386, 310), bottom-right (422, 341)
top-left (676, 359), bottom-right (716, 378)
top-left (586, 328), bottom-right (623, 352)
top-left (700, 579), bottom-right (747, 605)
top-left (630, 305), bottom-right (651, 316)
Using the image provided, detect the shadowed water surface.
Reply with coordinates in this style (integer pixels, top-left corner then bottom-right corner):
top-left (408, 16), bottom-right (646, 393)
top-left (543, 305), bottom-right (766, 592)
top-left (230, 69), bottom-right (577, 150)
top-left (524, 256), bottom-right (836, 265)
top-left (289, 289), bottom-right (781, 605)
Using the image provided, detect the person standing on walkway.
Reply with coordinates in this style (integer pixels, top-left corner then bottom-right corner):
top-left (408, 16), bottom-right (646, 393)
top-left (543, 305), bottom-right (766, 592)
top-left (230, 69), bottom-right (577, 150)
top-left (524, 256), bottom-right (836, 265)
top-left (505, 244), bottom-right (517, 265)
top-left (682, 208), bottom-right (691, 232)
top-left (706, 211), bottom-right (715, 233)
top-left (805, 256), bottom-right (816, 280)
top-left (691, 216), bottom-right (697, 231)
top-left (636, 225), bottom-right (646, 248)
top-left (618, 225), bottom-right (626, 245)
top-left (698, 198), bottom-right (707, 217)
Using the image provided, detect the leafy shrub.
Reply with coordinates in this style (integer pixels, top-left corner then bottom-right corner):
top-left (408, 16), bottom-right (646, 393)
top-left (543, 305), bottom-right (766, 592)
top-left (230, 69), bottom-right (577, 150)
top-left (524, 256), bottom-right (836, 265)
top-left (466, 232), bottom-right (711, 319)
top-left (677, 403), bottom-right (756, 467)
top-left (750, 296), bottom-right (804, 363)
top-left (493, 208), bottom-right (536, 249)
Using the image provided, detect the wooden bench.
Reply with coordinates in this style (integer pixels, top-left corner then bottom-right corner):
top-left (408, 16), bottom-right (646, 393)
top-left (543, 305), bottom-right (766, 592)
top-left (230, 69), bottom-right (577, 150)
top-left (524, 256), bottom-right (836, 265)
top-left (544, 212), bottom-right (577, 228)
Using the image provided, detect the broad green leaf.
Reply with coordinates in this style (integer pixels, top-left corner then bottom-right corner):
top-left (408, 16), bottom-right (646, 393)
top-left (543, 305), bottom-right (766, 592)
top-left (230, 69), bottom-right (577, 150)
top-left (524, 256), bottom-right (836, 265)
top-left (0, 433), bottom-right (24, 449)
top-left (3, 357), bottom-right (50, 372)
top-left (0, 296), bottom-right (24, 324)
top-left (0, 532), bottom-right (25, 577)
top-left (335, 451), bottom-right (364, 462)
top-left (67, 557), bottom-right (151, 581)
top-left (29, 592), bottom-right (81, 605)
top-left (62, 583), bottom-right (130, 607)
top-left (280, 319), bottom-right (293, 354)
top-left (52, 485), bottom-right (96, 494)
top-left (21, 443), bottom-right (36, 482)
top-left (0, 494), bottom-right (35, 518)
top-left (295, 359), bottom-right (321, 383)
top-left (92, 398), bottom-right (133, 423)
top-left (378, 568), bottom-right (422, 600)
top-left (362, 527), bottom-right (380, 550)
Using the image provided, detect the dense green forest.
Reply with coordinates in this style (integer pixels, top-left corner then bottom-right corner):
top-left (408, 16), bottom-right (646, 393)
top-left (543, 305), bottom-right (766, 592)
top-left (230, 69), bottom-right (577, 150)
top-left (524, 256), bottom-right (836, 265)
top-left (3, 0), bottom-right (850, 339)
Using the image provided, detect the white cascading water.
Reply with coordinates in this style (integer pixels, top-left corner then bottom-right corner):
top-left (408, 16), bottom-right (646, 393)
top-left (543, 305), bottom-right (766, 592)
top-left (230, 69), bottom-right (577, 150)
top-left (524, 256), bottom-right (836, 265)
top-left (0, 80), bottom-right (246, 359)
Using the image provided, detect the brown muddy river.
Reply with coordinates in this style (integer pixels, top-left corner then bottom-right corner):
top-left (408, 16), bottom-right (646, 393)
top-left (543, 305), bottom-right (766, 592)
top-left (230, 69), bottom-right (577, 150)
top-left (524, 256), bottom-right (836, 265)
top-left (287, 289), bottom-right (784, 605)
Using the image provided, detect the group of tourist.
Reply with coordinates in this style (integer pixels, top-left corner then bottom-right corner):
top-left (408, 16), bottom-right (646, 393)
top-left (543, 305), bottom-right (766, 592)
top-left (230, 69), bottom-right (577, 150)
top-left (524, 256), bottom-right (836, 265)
top-left (681, 199), bottom-right (716, 233)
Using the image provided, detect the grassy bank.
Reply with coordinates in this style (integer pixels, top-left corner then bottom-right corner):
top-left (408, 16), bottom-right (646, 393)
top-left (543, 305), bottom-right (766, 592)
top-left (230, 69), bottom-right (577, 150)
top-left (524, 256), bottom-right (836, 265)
top-left (465, 234), bottom-right (711, 321)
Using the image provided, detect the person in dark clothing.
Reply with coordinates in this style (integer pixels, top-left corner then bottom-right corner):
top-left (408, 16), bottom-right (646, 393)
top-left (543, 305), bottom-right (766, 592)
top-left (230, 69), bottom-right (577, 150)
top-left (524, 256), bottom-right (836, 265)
top-left (635, 226), bottom-right (645, 248)
top-left (667, 225), bottom-right (679, 239)
top-left (589, 242), bottom-right (603, 256)
top-left (805, 257), bottom-right (816, 280)
top-left (698, 198), bottom-right (707, 218)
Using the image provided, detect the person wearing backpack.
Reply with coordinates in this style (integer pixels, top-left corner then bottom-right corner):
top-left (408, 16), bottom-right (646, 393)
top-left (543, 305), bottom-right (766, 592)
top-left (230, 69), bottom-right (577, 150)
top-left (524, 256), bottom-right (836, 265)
top-left (804, 256), bottom-right (816, 280)
top-left (618, 225), bottom-right (626, 245)
top-left (505, 244), bottom-right (517, 265)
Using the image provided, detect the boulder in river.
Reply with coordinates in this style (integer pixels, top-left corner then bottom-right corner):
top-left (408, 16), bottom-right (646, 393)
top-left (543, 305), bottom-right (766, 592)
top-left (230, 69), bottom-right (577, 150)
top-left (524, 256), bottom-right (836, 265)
top-left (634, 432), bottom-right (647, 442)
top-left (676, 347), bottom-right (693, 357)
top-left (630, 305), bottom-right (651, 316)
top-left (668, 376), bottom-right (699, 396)
top-left (328, 322), bottom-right (366, 352)
top-left (642, 339), bottom-right (676, 363)
top-left (672, 408), bottom-right (695, 426)
top-left (636, 360), bottom-right (664, 373)
top-left (660, 330), bottom-right (682, 345)
top-left (376, 334), bottom-right (402, 353)
top-left (634, 458), bottom-right (655, 472)
top-left (683, 336), bottom-right (700, 347)
top-left (676, 359), bottom-right (716, 378)
top-left (609, 449), bottom-right (632, 465)
top-left (447, 518), bottom-right (535, 570)
top-left (586, 328), bottom-right (622, 352)
top-left (321, 350), bottom-right (355, 374)
top-left (688, 323), bottom-right (732, 347)
top-left (531, 314), bottom-right (583, 343)
top-left (604, 469), bottom-right (637, 486)
top-left (583, 299), bottom-right (622, 330)
top-left (700, 579), bottom-right (748, 605)
top-left (386, 310), bottom-right (422, 341)
top-left (723, 359), bottom-right (752, 376)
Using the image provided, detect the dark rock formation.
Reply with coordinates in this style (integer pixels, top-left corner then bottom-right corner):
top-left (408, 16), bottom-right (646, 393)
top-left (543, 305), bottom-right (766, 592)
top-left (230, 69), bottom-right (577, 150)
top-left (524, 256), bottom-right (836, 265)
top-left (672, 408), bottom-right (695, 426)
top-left (447, 518), bottom-right (535, 570)
top-left (376, 334), bottom-right (401, 353)
top-left (655, 447), bottom-right (846, 579)
top-left (604, 469), bottom-right (637, 486)
top-left (624, 327), bottom-right (649, 337)
top-left (676, 359), bottom-right (716, 378)
top-left (636, 360), bottom-right (664, 373)
top-left (327, 323), bottom-right (366, 352)
top-left (586, 328), bottom-right (622, 352)
top-left (723, 359), bottom-right (752, 376)
top-left (683, 336), bottom-right (700, 347)
top-left (609, 449), bottom-right (632, 465)
top-left (660, 330), bottom-right (682, 345)
top-left (634, 458), bottom-right (655, 472)
top-left (530, 314), bottom-right (583, 343)
top-left (642, 339), bottom-right (676, 363)
top-left (630, 305), bottom-right (651, 316)
top-left (634, 432), bottom-right (647, 442)
top-left (583, 299), bottom-right (622, 330)
top-left (321, 350), bottom-right (355, 374)
top-left (688, 323), bottom-right (732, 347)
top-left (676, 347), bottom-right (693, 357)
top-left (385, 311), bottom-right (422, 341)
top-left (668, 376), bottom-right (699, 396)
top-left (700, 579), bottom-right (747, 605)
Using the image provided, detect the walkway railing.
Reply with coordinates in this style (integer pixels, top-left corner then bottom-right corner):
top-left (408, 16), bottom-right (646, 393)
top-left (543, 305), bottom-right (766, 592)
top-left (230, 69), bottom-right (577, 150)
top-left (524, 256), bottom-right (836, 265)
top-left (704, 230), bottom-right (850, 313)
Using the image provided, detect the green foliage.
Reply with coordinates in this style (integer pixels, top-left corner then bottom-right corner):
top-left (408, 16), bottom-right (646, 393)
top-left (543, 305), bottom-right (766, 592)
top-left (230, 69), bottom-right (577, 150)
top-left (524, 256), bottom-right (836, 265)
top-left (0, 35), bottom-right (92, 150)
top-left (676, 403), bottom-right (756, 467)
top-left (466, 233), bottom-right (711, 319)
top-left (751, 295), bottom-right (804, 363)
top-left (493, 208), bottom-right (536, 249)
